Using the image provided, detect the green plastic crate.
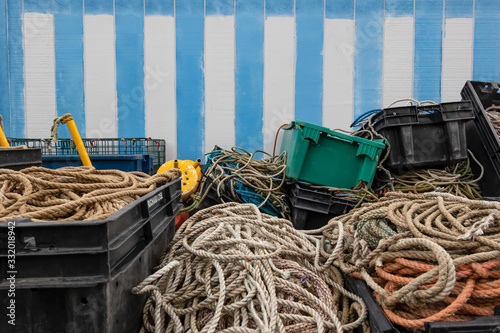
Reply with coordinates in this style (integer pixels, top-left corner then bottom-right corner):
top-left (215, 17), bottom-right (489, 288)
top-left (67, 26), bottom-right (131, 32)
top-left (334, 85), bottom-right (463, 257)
top-left (280, 121), bottom-right (386, 188)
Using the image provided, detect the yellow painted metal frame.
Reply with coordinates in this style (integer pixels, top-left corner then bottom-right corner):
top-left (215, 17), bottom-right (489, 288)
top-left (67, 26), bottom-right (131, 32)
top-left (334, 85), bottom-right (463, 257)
top-left (61, 115), bottom-right (92, 167)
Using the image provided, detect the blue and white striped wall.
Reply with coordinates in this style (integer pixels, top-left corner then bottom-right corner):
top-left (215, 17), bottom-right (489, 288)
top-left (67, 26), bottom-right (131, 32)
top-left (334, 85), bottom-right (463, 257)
top-left (0, 0), bottom-right (499, 160)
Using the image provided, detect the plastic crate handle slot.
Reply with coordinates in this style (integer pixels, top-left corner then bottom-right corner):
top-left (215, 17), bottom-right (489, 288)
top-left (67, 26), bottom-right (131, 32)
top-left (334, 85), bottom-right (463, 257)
top-left (300, 126), bottom-right (321, 144)
top-left (355, 142), bottom-right (380, 160)
top-left (444, 121), bottom-right (466, 159)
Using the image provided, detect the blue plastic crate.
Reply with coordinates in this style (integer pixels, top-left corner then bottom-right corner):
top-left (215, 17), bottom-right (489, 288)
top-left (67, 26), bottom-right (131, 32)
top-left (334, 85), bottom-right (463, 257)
top-left (41, 154), bottom-right (154, 174)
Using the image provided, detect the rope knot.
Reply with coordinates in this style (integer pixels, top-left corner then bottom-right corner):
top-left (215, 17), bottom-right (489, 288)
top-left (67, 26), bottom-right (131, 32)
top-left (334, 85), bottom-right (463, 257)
top-left (470, 262), bottom-right (489, 279)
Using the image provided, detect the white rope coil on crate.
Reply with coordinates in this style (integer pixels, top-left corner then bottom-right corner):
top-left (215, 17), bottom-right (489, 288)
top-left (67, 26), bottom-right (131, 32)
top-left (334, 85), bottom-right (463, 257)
top-left (133, 203), bottom-right (367, 333)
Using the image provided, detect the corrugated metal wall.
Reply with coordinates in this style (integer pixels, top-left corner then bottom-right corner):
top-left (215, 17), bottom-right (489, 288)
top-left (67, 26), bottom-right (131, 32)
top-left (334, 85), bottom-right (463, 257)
top-left (0, 0), bottom-right (499, 160)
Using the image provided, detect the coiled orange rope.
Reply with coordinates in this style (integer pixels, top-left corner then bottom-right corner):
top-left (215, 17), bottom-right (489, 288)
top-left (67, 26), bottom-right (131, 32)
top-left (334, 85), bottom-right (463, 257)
top-left (374, 257), bottom-right (500, 328)
top-left (331, 192), bottom-right (500, 330)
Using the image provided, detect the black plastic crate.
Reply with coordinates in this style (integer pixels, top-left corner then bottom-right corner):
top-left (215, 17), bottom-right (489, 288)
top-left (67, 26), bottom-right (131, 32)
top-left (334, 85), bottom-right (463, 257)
top-left (0, 178), bottom-right (181, 283)
top-left (345, 276), bottom-right (398, 333)
top-left (364, 102), bottom-right (474, 170)
top-left (0, 148), bottom-right (42, 170)
top-left (465, 121), bottom-right (500, 197)
top-left (204, 178), bottom-right (235, 206)
top-left (289, 182), bottom-right (356, 229)
top-left (461, 81), bottom-right (500, 197)
top-left (425, 314), bottom-right (500, 333)
top-left (0, 217), bottom-right (176, 333)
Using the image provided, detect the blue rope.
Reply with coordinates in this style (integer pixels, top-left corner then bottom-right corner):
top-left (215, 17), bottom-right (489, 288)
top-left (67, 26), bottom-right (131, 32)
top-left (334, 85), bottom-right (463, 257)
top-left (350, 109), bottom-right (382, 129)
top-left (204, 152), bottom-right (282, 217)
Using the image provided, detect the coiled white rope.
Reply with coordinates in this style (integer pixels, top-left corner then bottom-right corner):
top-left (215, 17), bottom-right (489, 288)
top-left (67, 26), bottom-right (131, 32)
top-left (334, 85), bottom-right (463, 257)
top-left (133, 203), bottom-right (367, 333)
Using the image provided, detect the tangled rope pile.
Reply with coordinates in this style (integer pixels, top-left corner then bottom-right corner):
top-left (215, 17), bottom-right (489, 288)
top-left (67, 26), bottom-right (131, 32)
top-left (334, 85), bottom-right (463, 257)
top-left (0, 166), bottom-right (181, 222)
top-left (330, 192), bottom-right (500, 329)
top-left (133, 203), bottom-right (367, 333)
top-left (486, 105), bottom-right (500, 138)
top-left (186, 147), bottom-right (290, 219)
top-left (376, 155), bottom-right (483, 199)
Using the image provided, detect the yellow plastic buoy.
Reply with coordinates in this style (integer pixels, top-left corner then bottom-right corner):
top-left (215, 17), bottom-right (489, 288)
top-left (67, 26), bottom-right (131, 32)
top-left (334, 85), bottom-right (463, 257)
top-left (157, 159), bottom-right (202, 202)
top-left (0, 124), bottom-right (9, 147)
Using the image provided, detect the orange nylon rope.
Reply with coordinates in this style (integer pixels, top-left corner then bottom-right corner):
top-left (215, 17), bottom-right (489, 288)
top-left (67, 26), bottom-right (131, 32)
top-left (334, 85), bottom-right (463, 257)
top-left (371, 258), bottom-right (500, 329)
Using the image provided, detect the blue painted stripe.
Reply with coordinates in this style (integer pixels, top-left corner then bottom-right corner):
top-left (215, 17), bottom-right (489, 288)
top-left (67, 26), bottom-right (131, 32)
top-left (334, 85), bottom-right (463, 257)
top-left (7, 0), bottom-right (24, 137)
top-left (235, 0), bottom-right (264, 152)
top-left (24, 0), bottom-right (52, 13)
top-left (145, 0), bottom-right (174, 16)
top-left (176, 0), bottom-right (204, 159)
top-left (473, 0), bottom-right (500, 81)
top-left (445, 0), bottom-right (473, 18)
top-left (414, 0), bottom-right (443, 102)
top-left (54, 0), bottom-right (85, 139)
top-left (353, 0), bottom-right (384, 118)
top-left (85, 0), bottom-right (113, 15)
top-left (206, 0), bottom-right (234, 16)
top-left (385, 0), bottom-right (413, 17)
top-left (266, 0), bottom-right (293, 17)
top-left (295, 0), bottom-right (323, 125)
top-left (115, 0), bottom-right (145, 137)
top-left (0, 0), bottom-right (9, 136)
top-left (326, 0), bottom-right (354, 19)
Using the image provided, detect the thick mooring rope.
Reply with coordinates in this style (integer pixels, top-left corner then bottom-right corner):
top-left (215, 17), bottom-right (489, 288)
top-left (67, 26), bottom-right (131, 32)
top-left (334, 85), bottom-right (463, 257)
top-left (0, 166), bottom-right (181, 222)
top-left (133, 203), bottom-right (367, 333)
top-left (50, 113), bottom-right (73, 142)
top-left (332, 192), bottom-right (500, 329)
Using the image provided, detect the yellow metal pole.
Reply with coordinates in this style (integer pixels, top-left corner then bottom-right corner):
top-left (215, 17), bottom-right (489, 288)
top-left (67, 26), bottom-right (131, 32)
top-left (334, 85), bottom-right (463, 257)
top-left (0, 124), bottom-right (9, 147)
top-left (62, 116), bottom-right (92, 166)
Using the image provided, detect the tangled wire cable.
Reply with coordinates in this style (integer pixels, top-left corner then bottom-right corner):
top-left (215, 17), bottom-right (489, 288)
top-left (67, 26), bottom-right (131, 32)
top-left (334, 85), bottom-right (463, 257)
top-left (331, 192), bottom-right (500, 329)
top-left (185, 147), bottom-right (290, 219)
top-left (0, 166), bottom-right (181, 222)
top-left (133, 203), bottom-right (368, 333)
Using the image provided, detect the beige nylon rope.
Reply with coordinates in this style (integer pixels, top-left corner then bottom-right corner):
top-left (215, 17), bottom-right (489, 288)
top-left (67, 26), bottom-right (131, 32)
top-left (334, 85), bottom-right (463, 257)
top-left (375, 152), bottom-right (484, 200)
top-left (485, 105), bottom-right (500, 138)
top-left (133, 203), bottom-right (368, 333)
top-left (0, 166), bottom-right (181, 221)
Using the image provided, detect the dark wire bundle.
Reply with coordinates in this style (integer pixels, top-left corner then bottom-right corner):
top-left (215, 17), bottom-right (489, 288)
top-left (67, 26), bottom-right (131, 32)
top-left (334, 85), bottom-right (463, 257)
top-left (184, 147), bottom-right (291, 219)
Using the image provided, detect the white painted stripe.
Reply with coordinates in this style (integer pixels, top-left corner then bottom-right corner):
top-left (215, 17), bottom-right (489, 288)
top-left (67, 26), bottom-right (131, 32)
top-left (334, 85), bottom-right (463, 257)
top-left (323, 18), bottom-right (354, 131)
top-left (204, 15), bottom-right (235, 153)
top-left (144, 15), bottom-right (177, 161)
top-left (23, 13), bottom-right (57, 138)
top-left (263, 16), bottom-right (295, 154)
top-left (84, 15), bottom-right (117, 138)
top-left (382, 16), bottom-right (414, 107)
top-left (441, 18), bottom-right (474, 102)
